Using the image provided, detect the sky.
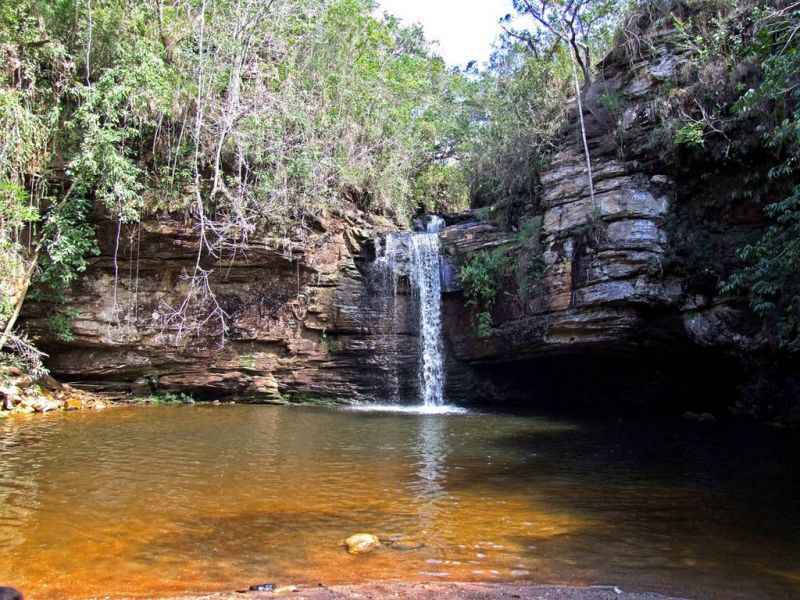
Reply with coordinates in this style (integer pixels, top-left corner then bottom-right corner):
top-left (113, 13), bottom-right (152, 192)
top-left (376, 0), bottom-right (520, 68)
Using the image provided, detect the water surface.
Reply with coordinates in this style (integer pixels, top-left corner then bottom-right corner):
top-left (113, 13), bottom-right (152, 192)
top-left (1, 405), bottom-right (798, 599)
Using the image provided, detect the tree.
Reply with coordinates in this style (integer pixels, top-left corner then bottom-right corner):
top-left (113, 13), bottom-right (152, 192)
top-left (723, 2), bottom-right (800, 352)
top-left (502, 0), bottom-right (619, 86)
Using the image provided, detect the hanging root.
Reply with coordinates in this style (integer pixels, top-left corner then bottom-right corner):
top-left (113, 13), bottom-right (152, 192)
top-left (158, 267), bottom-right (230, 348)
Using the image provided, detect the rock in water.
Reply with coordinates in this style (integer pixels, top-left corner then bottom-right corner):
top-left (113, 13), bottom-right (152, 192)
top-left (345, 533), bottom-right (381, 554)
top-left (0, 587), bottom-right (23, 600)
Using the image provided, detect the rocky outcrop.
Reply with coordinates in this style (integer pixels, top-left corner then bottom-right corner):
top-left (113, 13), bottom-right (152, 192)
top-left (23, 206), bottom-right (418, 403)
top-left (0, 366), bottom-right (107, 414)
top-left (437, 13), bottom-right (779, 409)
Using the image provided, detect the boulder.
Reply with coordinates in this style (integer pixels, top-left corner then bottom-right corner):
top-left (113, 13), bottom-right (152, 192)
top-left (344, 533), bottom-right (381, 555)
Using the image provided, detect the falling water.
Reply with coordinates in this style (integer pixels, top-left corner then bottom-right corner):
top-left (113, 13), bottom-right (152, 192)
top-left (410, 216), bottom-right (445, 407)
top-left (371, 216), bottom-right (448, 409)
top-left (372, 234), bottom-right (402, 402)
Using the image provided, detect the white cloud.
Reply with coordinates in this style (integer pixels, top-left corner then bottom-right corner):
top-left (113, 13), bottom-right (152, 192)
top-left (376, 0), bottom-right (518, 68)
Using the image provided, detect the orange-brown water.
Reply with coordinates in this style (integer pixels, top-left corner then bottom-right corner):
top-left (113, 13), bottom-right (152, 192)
top-left (1, 405), bottom-right (799, 599)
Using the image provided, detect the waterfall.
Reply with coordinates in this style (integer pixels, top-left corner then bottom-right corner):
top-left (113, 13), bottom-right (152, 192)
top-left (370, 216), bottom-right (450, 410)
top-left (410, 217), bottom-right (445, 407)
top-left (373, 234), bottom-right (402, 402)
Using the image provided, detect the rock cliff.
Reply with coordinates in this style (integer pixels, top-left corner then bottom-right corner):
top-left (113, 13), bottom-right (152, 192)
top-left (437, 11), bottom-right (790, 411)
top-left (23, 207), bottom-right (420, 403)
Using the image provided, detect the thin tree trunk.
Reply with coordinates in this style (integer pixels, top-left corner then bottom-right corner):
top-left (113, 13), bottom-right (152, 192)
top-left (0, 246), bottom-right (41, 351)
top-left (1, 181), bottom-right (76, 351)
top-left (570, 51), bottom-right (596, 212)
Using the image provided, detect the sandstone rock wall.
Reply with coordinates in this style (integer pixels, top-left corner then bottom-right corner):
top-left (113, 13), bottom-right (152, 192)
top-left (437, 17), bottom-right (770, 406)
top-left (24, 208), bottom-right (419, 402)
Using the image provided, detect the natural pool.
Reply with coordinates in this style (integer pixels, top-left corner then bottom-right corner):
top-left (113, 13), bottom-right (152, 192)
top-left (1, 405), bottom-right (798, 599)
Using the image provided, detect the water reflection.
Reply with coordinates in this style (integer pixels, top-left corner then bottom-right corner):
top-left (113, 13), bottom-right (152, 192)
top-left (0, 416), bottom-right (45, 551)
top-left (0, 406), bottom-right (798, 600)
top-left (414, 416), bottom-right (447, 525)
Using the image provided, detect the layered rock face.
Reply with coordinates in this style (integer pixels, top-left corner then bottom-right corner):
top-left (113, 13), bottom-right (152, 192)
top-left (438, 17), bottom-right (771, 407)
top-left (24, 207), bottom-right (419, 402)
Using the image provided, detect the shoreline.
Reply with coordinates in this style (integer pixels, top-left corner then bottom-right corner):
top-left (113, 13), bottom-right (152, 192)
top-left (159, 582), bottom-right (687, 600)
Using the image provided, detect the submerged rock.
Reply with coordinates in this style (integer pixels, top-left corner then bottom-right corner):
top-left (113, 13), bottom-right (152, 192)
top-left (344, 533), bottom-right (381, 555)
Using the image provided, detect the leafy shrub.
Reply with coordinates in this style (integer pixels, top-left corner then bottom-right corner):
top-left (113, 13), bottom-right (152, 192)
top-left (722, 3), bottom-right (800, 352)
top-left (459, 248), bottom-right (511, 337)
top-left (48, 309), bottom-right (80, 343)
top-left (674, 121), bottom-right (705, 147)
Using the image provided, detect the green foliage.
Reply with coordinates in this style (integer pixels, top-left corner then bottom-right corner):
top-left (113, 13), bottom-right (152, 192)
top-left (721, 3), bottom-right (800, 351)
top-left (47, 308), bottom-right (79, 343)
top-left (514, 217), bottom-right (546, 305)
top-left (462, 0), bottom-right (626, 211)
top-left (146, 391), bottom-right (196, 405)
top-left (599, 90), bottom-right (624, 115)
top-left (459, 248), bottom-right (511, 337)
top-left (725, 192), bottom-right (800, 350)
top-left (461, 47), bottom-right (568, 210)
top-left (34, 195), bottom-right (100, 297)
top-left (674, 121), bottom-right (705, 147)
top-left (671, 0), bottom-right (754, 65)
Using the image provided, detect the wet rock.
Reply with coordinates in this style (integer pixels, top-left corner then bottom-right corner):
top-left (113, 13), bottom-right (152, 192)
top-left (344, 533), bottom-right (381, 555)
top-left (31, 397), bottom-right (61, 413)
top-left (64, 396), bottom-right (83, 411)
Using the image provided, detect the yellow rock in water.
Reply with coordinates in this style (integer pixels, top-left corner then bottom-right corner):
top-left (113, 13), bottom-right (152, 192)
top-left (64, 396), bottom-right (83, 411)
top-left (345, 533), bottom-right (381, 555)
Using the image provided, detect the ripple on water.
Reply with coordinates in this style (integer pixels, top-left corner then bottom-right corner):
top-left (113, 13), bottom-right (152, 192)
top-left (0, 405), bottom-right (798, 600)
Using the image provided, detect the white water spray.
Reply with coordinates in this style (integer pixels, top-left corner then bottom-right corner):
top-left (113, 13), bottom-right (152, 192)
top-left (371, 216), bottom-right (449, 410)
top-left (410, 217), bottom-right (445, 407)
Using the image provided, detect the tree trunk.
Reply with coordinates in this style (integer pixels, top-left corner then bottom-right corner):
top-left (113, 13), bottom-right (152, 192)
top-left (569, 51), bottom-right (596, 212)
top-left (0, 247), bottom-right (40, 351)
